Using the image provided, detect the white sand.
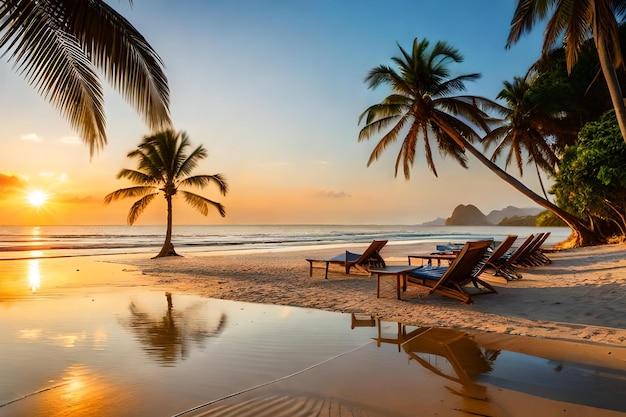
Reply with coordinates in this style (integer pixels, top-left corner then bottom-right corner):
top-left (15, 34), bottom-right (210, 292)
top-left (122, 242), bottom-right (626, 347)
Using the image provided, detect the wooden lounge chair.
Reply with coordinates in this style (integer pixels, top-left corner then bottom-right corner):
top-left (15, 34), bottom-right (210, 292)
top-left (406, 240), bottom-right (497, 304)
top-left (483, 234), bottom-right (537, 281)
top-left (474, 234), bottom-right (520, 280)
top-left (514, 232), bottom-right (552, 267)
top-left (306, 239), bottom-right (387, 279)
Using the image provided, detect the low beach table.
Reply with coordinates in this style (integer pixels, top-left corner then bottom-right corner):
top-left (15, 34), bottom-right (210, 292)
top-left (407, 253), bottom-right (457, 266)
top-left (369, 265), bottom-right (419, 300)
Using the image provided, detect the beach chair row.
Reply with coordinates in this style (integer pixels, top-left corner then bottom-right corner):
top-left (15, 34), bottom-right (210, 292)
top-left (478, 232), bottom-right (552, 281)
top-left (304, 233), bottom-right (553, 304)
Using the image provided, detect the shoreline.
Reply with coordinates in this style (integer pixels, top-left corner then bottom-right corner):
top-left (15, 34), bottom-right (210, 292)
top-left (113, 241), bottom-right (626, 348)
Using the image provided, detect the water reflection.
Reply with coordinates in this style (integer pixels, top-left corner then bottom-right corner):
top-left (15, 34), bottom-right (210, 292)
top-left (119, 292), bottom-right (227, 365)
top-left (402, 327), bottom-right (495, 400)
top-left (351, 313), bottom-right (423, 352)
top-left (355, 319), bottom-right (626, 413)
top-left (27, 259), bottom-right (40, 292)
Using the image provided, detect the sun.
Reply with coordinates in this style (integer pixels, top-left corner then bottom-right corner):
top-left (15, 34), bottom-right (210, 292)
top-left (27, 190), bottom-right (48, 207)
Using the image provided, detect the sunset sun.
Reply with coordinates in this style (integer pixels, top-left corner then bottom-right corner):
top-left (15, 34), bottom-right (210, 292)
top-left (27, 190), bottom-right (48, 207)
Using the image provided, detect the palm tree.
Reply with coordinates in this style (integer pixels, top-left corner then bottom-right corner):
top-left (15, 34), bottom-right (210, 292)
top-left (121, 292), bottom-right (227, 364)
top-left (104, 129), bottom-right (228, 258)
top-left (359, 38), bottom-right (598, 247)
top-left (506, 0), bottom-right (626, 143)
top-left (0, 0), bottom-right (171, 155)
top-left (482, 76), bottom-right (570, 199)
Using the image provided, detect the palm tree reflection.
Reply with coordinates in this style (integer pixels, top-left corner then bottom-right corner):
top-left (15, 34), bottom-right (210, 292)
top-left (121, 292), bottom-right (227, 365)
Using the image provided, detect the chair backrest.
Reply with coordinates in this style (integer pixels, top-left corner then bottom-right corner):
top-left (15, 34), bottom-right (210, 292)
top-left (435, 240), bottom-right (492, 289)
top-left (473, 235), bottom-right (517, 275)
top-left (501, 234), bottom-right (535, 266)
top-left (486, 235), bottom-right (517, 263)
top-left (355, 239), bottom-right (388, 263)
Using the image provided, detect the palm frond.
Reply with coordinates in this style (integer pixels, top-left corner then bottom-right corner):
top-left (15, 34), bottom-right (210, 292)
top-left (507, 0), bottom-right (553, 48)
top-left (0, 0), bottom-right (170, 153)
top-left (103, 186), bottom-right (157, 204)
top-left (0, 2), bottom-right (106, 155)
top-left (178, 174), bottom-right (228, 195)
top-left (396, 121), bottom-right (420, 178)
top-left (65, 0), bottom-right (171, 130)
top-left (177, 144), bottom-right (208, 178)
top-left (365, 115), bottom-right (408, 167)
top-left (116, 168), bottom-right (158, 184)
top-left (180, 190), bottom-right (226, 217)
top-left (127, 193), bottom-right (158, 225)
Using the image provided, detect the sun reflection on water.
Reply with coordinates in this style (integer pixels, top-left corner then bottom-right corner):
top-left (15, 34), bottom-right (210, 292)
top-left (28, 259), bottom-right (40, 292)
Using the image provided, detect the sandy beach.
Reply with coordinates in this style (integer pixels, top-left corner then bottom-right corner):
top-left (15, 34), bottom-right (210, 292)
top-left (4, 240), bottom-right (626, 416)
top-left (122, 241), bottom-right (626, 348)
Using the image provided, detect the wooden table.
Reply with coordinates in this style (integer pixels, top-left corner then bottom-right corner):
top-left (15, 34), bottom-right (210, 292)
top-left (407, 253), bottom-right (457, 266)
top-left (369, 265), bottom-right (418, 300)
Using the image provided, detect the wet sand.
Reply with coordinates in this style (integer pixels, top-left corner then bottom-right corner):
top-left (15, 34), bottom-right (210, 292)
top-left (3, 242), bottom-right (626, 416)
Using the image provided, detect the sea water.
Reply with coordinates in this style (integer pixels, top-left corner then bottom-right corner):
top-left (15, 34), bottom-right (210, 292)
top-left (0, 224), bottom-right (571, 260)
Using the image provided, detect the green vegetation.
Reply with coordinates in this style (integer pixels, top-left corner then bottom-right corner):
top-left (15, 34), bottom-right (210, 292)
top-left (104, 130), bottom-right (228, 257)
top-left (498, 215), bottom-right (538, 227)
top-left (552, 112), bottom-right (626, 240)
top-left (536, 211), bottom-right (568, 227)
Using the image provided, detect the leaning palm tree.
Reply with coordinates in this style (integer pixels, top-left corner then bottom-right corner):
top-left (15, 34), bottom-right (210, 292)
top-left (359, 37), bottom-right (598, 247)
top-left (104, 129), bottom-right (228, 258)
top-left (482, 76), bottom-right (571, 199)
top-left (506, 0), bottom-right (626, 143)
top-left (0, 0), bottom-right (171, 155)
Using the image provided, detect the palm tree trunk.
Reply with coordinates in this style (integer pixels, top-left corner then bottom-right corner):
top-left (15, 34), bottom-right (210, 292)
top-left (155, 195), bottom-right (179, 258)
top-left (595, 34), bottom-right (626, 144)
top-left (467, 143), bottom-right (599, 247)
top-left (435, 118), bottom-right (600, 247)
top-left (533, 160), bottom-right (550, 201)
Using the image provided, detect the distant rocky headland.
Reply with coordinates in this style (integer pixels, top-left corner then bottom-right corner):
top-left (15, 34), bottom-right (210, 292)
top-left (421, 204), bottom-right (544, 226)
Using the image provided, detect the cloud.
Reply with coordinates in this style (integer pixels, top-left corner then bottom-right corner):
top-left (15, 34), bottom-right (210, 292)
top-left (56, 194), bottom-right (102, 204)
top-left (59, 136), bottom-right (81, 145)
top-left (315, 190), bottom-right (350, 198)
top-left (0, 173), bottom-right (27, 192)
top-left (21, 133), bottom-right (43, 142)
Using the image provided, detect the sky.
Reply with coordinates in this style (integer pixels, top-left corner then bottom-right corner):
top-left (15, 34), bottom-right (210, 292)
top-left (0, 0), bottom-right (550, 226)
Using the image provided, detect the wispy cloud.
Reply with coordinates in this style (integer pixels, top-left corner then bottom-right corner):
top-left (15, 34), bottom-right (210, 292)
top-left (59, 136), bottom-right (81, 145)
top-left (56, 194), bottom-right (101, 204)
top-left (315, 190), bottom-right (350, 198)
top-left (21, 133), bottom-right (43, 142)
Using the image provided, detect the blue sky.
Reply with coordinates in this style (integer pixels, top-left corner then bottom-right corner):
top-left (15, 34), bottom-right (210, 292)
top-left (0, 1), bottom-right (551, 225)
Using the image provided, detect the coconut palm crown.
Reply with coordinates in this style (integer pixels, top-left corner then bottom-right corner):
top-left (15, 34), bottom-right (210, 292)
top-left (506, 0), bottom-right (626, 142)
top-left (104, 129), bottom-right (227, 258)
top-left (482, 76), bottom-right (568, 198)
top-left (358, 37), bottom-right (500, 179)
top-left (359, 37), bottom-right (598, 247)
top-left (0, 0), bottom-right (171, 155)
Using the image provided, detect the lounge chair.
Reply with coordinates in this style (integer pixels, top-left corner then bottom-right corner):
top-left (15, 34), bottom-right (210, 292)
top-left (306, 239), bottom-right (387, 279)
top-left (513, 232), bottom-right (552, 267)
top-left (482, 234), bottom-right (537, 281)
top-left (474, 234), bottom-right (520, 280)
top-left (406, 240), bottom-right (497, 304)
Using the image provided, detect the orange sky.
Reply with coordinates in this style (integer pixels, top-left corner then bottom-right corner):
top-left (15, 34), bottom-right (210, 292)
top-left (0, 2), bottom-right (547, 226)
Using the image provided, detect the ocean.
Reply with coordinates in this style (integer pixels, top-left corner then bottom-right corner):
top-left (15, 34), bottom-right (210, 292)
top-left (0, 224), bottom-right (572, 260)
